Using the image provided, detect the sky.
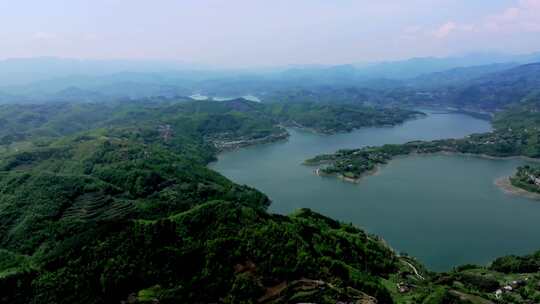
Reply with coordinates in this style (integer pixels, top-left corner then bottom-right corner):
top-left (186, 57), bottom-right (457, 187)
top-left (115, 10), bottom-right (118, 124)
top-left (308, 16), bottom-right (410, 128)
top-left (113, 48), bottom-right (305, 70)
top-left (1, 0), bottom-right (539, 67)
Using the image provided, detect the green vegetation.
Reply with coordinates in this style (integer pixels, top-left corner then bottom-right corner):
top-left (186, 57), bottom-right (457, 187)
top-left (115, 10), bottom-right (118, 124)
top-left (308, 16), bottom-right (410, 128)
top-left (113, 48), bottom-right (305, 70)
top-left (2, 94), bottom-right (540, 303)
top-left (305, 142), bottom-right (440, 180)
top-left (510, 165), bottom-right (540, 194)
top-left (266, 102), bottom-right (423, 134)
top-left (0, 98), bottom-right (425, 303)
top-left (306, 93), bottom-right (540, 181)
top-left (0, 129), bottom-right (400, 303)
top-left (0, 98), bottom-right (284, 153)
top-left (450, 63), bottom-right (540, 111)
top-left (0, 98), bottom-right (421, 153)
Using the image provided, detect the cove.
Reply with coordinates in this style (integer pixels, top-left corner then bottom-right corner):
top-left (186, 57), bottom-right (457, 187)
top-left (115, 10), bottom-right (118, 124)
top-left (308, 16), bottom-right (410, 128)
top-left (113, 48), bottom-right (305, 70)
top-left (210, 111), bottom-right (540, 271)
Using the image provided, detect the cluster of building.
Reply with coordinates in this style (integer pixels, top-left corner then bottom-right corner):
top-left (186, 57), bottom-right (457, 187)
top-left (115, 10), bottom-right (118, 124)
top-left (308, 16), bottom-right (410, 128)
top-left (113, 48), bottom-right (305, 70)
top-left (527, 174), bottom-right (540, 186)
top-left (494, 279), bottom-right (528, 299)
top-left (396, 282), bottom-right (412, 294)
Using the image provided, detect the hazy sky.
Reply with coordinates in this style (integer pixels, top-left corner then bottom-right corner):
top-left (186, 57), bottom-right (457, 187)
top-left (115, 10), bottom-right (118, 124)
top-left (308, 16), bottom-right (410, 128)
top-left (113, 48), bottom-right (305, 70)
top-left (1, 0), bottom-right (539, 67)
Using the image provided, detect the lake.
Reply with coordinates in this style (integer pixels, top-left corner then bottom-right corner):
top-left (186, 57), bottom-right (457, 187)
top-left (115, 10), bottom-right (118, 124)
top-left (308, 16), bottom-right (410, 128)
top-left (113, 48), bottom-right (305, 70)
top-left (189, 94), bottom-right (261, 102)
top-left (210, 111), bottom-right (540, 271)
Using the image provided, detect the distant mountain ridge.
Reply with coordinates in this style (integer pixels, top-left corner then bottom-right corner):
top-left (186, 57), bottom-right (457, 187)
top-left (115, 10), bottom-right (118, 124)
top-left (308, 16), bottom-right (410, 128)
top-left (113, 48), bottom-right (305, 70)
top-left (0, 57), bottom-right (205, 86)
top-left (1, 53), bottom-right (540, 107)
top-left (2, 51), bottom-right (539, 86)
top-left (405, 62), bottom-right (519, 88)
top-left (355, 51), bottom-right (540, 79)
top-left (277, 51), bottom-right (540, 82)
top-left (450, 62), bottom-right (540, 110)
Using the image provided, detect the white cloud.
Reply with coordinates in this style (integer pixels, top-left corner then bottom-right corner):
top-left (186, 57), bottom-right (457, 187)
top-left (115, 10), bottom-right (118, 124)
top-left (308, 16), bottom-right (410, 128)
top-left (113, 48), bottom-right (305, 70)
top-left (433, 22), bottom-right (475, 39)
top-left (405, 0), bottom-right (540, 41)
top-left (433, 22), bottom-right (457, 39)
top-left (481, 0), bottom-right (540, 33)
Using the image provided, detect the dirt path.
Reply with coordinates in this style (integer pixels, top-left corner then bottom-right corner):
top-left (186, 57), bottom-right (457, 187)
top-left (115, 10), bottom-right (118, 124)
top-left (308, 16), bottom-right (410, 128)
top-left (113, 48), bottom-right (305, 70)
top-left (402, 260), bottom-right (425, 280)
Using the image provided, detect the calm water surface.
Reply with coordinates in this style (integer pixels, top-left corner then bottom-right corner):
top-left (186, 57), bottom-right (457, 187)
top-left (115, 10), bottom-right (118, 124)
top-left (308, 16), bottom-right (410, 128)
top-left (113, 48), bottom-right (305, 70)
top-left (210, 112), bottom-right (540, 271)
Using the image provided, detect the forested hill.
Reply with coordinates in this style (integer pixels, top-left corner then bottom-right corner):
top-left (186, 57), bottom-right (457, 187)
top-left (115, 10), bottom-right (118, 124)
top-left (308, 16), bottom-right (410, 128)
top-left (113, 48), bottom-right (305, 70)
top-left (450, 63), bottom-right (540, 111)
top-left (1, 59), bottom-right (539, 115)
top-left (0, 98), bottom-right (278, 150)
top-left (0, 100), bottom-right (403, 303)
top-left (3, 98), bottom-right (540, 303)
top-left (305, 93), bottom-right (540, 182)
top-left (0, 99), bottom-right (420, 151)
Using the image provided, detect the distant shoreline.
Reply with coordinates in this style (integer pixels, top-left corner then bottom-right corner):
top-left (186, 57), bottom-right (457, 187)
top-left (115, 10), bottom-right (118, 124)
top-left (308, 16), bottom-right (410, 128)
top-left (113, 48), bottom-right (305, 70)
top-left (436, 151), bottom-right (540, 162)
top-left (212, 130), bottom-right (290, 153)
top-left (495, 177), bottom-right (540, 200)
top-left (310, 151), bottom-right (540, 184)
top-left (285, 112), bottom-right (426, 136)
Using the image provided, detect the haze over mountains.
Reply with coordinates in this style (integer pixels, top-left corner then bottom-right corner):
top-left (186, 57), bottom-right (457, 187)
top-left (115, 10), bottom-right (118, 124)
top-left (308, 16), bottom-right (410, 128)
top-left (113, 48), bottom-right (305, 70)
top-left (1, 51), bottom-right (539, 112)
top-left (3, 55), bottom-right (540, 303)
top-left (6, 0), bottom-right (540, 302)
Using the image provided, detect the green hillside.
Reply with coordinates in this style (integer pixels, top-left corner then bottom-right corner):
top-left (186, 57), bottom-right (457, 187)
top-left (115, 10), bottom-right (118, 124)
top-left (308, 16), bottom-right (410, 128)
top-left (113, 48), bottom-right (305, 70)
top-left (1, 97), bottom-right (539, 303)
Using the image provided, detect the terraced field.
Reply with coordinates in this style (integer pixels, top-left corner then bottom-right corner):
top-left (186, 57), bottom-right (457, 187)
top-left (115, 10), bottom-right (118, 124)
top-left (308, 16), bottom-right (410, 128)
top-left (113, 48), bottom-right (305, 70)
top-left (61, 192), bottom-right (136, 222)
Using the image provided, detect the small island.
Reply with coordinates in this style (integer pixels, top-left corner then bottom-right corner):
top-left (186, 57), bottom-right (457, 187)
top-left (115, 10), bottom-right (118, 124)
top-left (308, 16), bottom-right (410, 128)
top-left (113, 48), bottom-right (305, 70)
top-left (304, 142), bottom-right (443, 182)
top-left (305, 97), bottom-right (540, 183)
top-left (495, 165), bottom-right (540, 199)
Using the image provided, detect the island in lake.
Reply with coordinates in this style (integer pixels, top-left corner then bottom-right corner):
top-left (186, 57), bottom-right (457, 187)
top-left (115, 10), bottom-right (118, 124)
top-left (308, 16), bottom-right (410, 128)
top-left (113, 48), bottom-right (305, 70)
top-left (305, 92), bottom-right (540, 184)
top-left (495, 165), bottom-right (540, 199)
top-left (511, 165), bottom-right (540, 193)
top-left (2, 55), bottom-right (540, 303)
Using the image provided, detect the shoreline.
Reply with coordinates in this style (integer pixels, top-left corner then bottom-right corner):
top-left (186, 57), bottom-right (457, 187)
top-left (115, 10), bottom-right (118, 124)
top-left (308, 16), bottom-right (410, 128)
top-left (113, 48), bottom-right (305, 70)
top-left (285, 112), bottom-right (427, 136)
top-left (495, 177), bottom-right (540, 200)
top-left (339, 165), bottom-right (381, 183)
top-left (211, 110), bottom-right (430, 155)
top-left (310, 151), bottom-right (540, 185)
top-left (212, 131), bottom-right (290, 153)
top-left (314, 165), bottom-right (382, 184)
top-left (436, 151), bottom-right (540, 162)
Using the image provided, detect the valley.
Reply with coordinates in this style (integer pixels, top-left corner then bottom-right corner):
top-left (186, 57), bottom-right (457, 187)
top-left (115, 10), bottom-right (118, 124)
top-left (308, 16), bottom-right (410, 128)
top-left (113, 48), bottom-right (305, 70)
top-left (1, 58), bottom-right (540, 303)
top-left (211, 111), bottom-right (540, 272)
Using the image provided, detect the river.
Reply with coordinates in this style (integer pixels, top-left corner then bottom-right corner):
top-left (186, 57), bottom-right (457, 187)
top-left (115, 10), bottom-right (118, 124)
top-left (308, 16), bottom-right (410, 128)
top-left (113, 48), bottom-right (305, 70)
top-left (210, 111), bottom-right (540, 271)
